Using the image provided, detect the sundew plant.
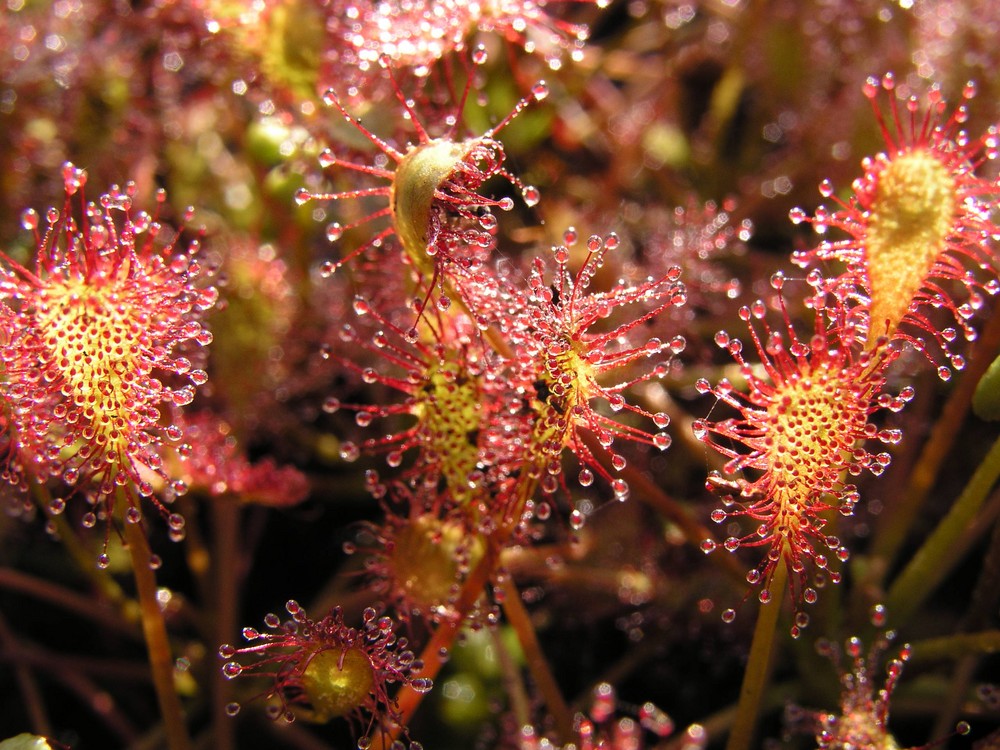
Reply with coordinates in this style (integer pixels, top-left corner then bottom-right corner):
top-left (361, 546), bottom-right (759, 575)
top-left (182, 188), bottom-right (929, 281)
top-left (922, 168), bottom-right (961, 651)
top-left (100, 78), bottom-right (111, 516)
top-left (2, 2), bottom-right (1000, 750)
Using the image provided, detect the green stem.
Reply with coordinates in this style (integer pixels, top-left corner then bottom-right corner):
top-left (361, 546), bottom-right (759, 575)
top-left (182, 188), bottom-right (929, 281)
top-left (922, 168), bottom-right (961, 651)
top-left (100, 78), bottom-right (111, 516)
top-left (725, 557), bottom-right (787, 750)
top-left (909, 630), bottom-right (1000, 661)
top-left (123, 520), bottom-right (192, 750)
top-left (492, 622), bottom-right (532, 732)
top-left (30, 481), bottom-right (133, 618)
top-left (931, 510), bottom-right (1000, 737)
top-left (871, 308), bottom-right (1000, 573)
top-left (884, 434), bottom-right (1000, 627)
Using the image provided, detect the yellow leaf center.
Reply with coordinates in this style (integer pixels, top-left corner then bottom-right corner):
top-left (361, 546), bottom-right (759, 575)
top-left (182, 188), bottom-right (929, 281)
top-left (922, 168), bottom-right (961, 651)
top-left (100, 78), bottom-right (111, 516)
top-left (300, 647), bottom-right (375, 721)
top-left (38, 276), bottom-right (147, 463)
top-left (865, 148), bottom-right (957, 339)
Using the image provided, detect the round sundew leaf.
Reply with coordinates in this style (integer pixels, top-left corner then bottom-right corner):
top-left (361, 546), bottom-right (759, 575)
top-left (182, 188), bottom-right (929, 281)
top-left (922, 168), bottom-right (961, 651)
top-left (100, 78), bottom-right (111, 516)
top-left (973, 351), bottom-right (1000, 421)
top-left (389, 515), bottom-right (485, 614)
top-left (391, 139), bottom-right (470, 271)
top-left (0, 735), bottom-right (56, 750)
top-left (300, 647), bottom-right (375, 721)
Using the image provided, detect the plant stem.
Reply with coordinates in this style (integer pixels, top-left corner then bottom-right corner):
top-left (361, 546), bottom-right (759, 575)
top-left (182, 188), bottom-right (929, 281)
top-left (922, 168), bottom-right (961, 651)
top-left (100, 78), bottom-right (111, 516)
top-left (931, 508), bottom-right (1000, 737)
top-left (0, 611), bottom-right (51, 736)
top-left (0, 567), bottom-right (140, 640)
top-left (871, 308), bottom-right (1000, 573)
top-left (123, 520), bottom-right (192, 750)
top-left (579, 431), bottom-right (747, 584)
top-left (30, 481), bottom-right (133, 617)
top-left (500, 578), bottom-right (575, 745)
top-left (492, 625), bottom-right (532, 732)
top-left (884, 434), bottom-right (1000, 627)
top-left (909, 630), bottom-right (1000, 660)
top-left (211, 496), bottom-right (240, 750)
top-left (725, 557), bottom-right (787, 750)
top-left (376, 541), bottom-right (500, 747)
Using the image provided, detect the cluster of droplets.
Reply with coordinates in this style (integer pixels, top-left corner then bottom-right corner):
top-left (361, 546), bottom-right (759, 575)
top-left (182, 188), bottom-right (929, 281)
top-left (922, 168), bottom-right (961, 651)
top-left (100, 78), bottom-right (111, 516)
top-left (0, 163), bottom-right (217, 560)
top-left (504, 230), bottom-right (685, 507)
top-left (168, 412), bottom-right (309, 507)
top-left (296, 60), bottom-right (546, 286)
top-left (693, 283), bottom-right (905, 623)
top-left (320, 0), bottom-right (606, 83)
top-left (790, 72), bottom-right (1000, 380)
top-left (517, 681), bottom-right (705, 750)
top-left (637, 198), bottom-right (750, 317)
top-left (319, 292), bottom-right (532, 511)
top-left (220, 602), bottom-right (431, 735)
top-left (349, 483), bottom-right (491, 625)
top-left (785, 626), bottom-right (971, 750)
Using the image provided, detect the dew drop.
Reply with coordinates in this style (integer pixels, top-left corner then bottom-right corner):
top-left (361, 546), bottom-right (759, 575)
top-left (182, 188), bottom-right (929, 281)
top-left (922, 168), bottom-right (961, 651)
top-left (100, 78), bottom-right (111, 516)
top-left (653, 433), bottom-right (671, 450)
top-left (294, 188), bottom-right (312, 206)
top-left (721, 609), bottom-right (736, 623)
top-left (531, 81), bottom-right (549, 100)
top-left (870, 603), bottom-right (887, 627)
top-left (318, 149), bottom-right (337, 168)
top-left (522, 185), bottom-right (540, 206)
top-left (411, 677), bottom-right (433, 693)
top-left (611, 478), bottom-right (629, 500)
top-left (20, 208), bottom-right (38, 231)
top-left (326, 222), bottom-right (343, 242)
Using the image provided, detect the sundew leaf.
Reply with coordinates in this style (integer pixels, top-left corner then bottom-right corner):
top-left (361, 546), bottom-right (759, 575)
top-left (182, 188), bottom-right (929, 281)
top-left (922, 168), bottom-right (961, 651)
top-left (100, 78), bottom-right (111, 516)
top-left (973, 352), bottom-right (1000, 421)
top-left (0, 735), bottom-right (56, 750)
